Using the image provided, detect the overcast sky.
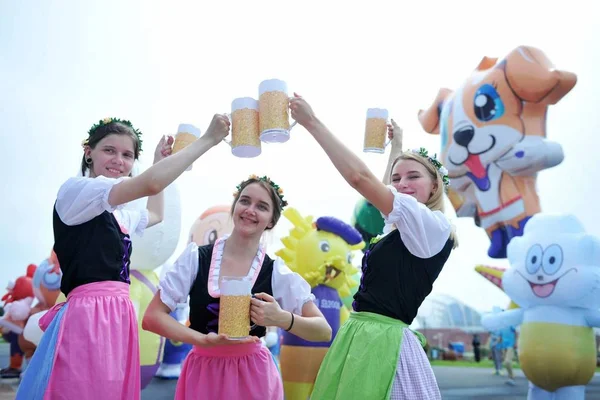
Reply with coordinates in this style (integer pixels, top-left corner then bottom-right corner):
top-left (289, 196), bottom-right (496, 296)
top-left (1, 0), bottom-right (597, 312)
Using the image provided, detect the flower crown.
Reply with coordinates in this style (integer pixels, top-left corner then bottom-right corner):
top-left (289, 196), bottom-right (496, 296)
top-left (81, 117), bottom-right (143, 152)
top-left (409, 147), bottom-right (450, 188)
top-left (233, 174), bottom-right (288, 208)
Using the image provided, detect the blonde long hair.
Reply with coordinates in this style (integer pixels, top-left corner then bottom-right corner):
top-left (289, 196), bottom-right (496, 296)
top-left (391, 152), bottom-right (459, 248)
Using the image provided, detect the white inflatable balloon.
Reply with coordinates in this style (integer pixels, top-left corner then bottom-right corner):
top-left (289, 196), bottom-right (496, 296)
top-left (129, 182), bottom-right (182, 270)
top-left (23, 310), bottom-right (47, 346)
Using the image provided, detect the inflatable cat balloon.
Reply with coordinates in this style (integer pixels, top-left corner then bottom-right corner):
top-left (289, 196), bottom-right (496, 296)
top-left (419, 45), bottom-right (576, 259)
top-left (481, 214), bottom-right (600, 400)
top-left (128, 182), bottom-right (182, 389)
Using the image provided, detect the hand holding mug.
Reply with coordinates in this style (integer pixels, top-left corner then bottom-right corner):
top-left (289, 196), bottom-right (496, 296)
top-left (197, 332), bottom-right (259, 348)
top-left (387, 118), bottom-right (403, 149)
top-left (204, 114), bottom-right (231, 146)
top-left (289, 93), bottom-right (318, 129)
top-left (250, 293), bottom-right (287, 328)
top-left (153, 135), bottom-right (174, 164)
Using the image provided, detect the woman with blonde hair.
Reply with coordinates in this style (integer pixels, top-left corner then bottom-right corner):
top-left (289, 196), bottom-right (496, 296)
top-left (290, 94), bottom-right (457, 399)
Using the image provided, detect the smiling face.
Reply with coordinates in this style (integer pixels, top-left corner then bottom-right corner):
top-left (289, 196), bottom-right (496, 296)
top-left (232, 183), bottom-right (276, 237)
top-left (391, 159), bottom-right (437, 204)
top-left (503, 214), bottom-right (600, 309)
top-left (85, 133), bottom-right (136, 178)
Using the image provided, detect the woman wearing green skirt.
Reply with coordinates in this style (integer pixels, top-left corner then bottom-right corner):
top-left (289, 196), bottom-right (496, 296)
top-left (290, 94), bottom-right (458, 399)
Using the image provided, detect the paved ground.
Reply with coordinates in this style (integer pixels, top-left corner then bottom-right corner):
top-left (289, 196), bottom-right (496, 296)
top-left (3, 342), bottom-right (600, 399)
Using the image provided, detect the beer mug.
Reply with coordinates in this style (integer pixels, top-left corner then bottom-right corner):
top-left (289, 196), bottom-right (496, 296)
top-left (223, 97), bottom-right (261, 158)
top-left (258, 79), bottom-right (297, 143)
top-left (173, 124), bottom-right (201, 171)
top-left (218, 276), bottom-right (253, 338)
top-left (363, 108), bottom-right (390, 154)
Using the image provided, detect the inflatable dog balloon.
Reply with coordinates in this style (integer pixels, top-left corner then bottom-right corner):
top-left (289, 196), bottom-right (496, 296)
top-left (419, 46), bottom-right (576, 259)
top-left (155, 204), bottom-right (234, 380)
top-left (481, 214), bottom-right (600, 400)
top-left (128, 182), bottom-right (182, 389)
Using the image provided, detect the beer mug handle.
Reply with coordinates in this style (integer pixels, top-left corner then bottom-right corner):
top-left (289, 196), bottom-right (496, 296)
top-left (289, 120), bottom-right (297, 130)
top-left (222, 113), bottom-right (233, 147)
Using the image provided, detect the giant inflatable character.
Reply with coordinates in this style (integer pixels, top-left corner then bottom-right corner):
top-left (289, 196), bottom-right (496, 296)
top-left (128, 182), bottom-right (182, 389)
top-left (155, 205), bottom-right (234, 380)
top-left (276, 208), bottom-right (365, 400)
top-left (481, 214), bottom-right (600, 399)
top-left (1, 264), bottom-right (35, 378)
top-left (418, 45), bottom-right (576, 258)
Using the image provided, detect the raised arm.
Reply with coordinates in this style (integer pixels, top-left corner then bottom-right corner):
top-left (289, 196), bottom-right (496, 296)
top-left (382, 119), bottom-right (403, 185)
top-left (290, 94), bottom-right (394, 215)
top-left (109, 114), bottom-right (230, 208)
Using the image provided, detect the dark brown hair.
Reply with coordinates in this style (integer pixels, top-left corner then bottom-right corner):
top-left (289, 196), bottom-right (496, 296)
top-left (81, 122), bottom-right (141, 176)
top-left (230, 178), bottom-right (284, 230)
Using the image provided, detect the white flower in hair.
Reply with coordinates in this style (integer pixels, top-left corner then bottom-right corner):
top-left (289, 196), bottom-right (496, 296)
top-left (439, 166), bottom-right (448, 176)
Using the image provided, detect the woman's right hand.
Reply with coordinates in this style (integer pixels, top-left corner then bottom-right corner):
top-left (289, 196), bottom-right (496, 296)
top-left (387, 119), bottom-right (403, 149)
top-left (203, 114), bottom-right (231, 145)
top-left (196, 332), bottom-right (260, 348)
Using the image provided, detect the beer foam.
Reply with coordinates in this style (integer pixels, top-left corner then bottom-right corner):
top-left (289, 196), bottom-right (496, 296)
top-left (232, 97), bottom-right (259, 112)
top-left (259, 79), bottom-right (288, 95)
top-left (177, 123), bottom-right (201, 138)
top-left (220, 278), bottom-right (252, 296)
top-left (366, 108), bottom-right (388, 119)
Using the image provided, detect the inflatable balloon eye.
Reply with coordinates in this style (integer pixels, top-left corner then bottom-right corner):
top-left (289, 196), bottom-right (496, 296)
top-left (418, 45), bottom-right (576, 259)
top-left (481, 214), bottom-right (600, 399)
top-left (351, 198), bottom-right (384, 253)
top-left (276, 208), bottom-right (364, 400)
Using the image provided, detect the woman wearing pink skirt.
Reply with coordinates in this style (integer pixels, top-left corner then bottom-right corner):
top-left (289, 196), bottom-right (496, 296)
top-left (16, 115), bottom-right (231, 399)
top-left (143, 175), bottom-right (332, 400)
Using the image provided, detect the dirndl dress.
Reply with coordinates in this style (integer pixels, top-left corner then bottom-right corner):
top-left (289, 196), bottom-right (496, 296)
top-left (16, 281), bottom-right (140, 400)
top-left (311, 311), bottom-right (440, 400)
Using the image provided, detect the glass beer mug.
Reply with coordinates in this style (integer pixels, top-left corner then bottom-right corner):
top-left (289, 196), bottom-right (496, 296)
top-left (258, 79), bottom-right (297, 143)
top-left (218, 276), bottom-right (253, 339)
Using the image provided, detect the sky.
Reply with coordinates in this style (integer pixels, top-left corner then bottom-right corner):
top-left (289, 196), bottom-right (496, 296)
top-left (1, 1), bottom-right (598, 313)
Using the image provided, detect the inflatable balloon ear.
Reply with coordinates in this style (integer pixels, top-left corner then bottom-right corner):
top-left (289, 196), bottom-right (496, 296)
top-left (351, 198), bottom-right (384, 252)
top-left (481, 214), bottom-right (600, 400)
top-left (418, 45), bottom-right (576, 259)
top-left (128, 182), bottom-right (182, 389)
top-left (276, 208), bottom-right (364, 400)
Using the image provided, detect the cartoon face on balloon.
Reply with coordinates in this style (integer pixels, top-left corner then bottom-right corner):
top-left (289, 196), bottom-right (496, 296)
top-left (189, 205), bottom-right (234, 245)
top-left (418, 46), bottom-right (576, 259)
top-left (277, 208), bottom-right (365, 298)
top-left (503, 214), bottom-right (600, 310)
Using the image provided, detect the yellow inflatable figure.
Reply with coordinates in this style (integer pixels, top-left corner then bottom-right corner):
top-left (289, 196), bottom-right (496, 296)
top-left (276, 208), bottom-right (364, 400)
top-left (482, 214), bottom-right (600, 400)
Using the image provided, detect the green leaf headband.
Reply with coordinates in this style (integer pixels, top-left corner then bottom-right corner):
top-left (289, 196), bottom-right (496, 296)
top-left (233, 174), bottom-right (288, 208)
top-left (81, 117), bottom-right (143, 153)
top-left (409, 147), bottom-right (450, 188)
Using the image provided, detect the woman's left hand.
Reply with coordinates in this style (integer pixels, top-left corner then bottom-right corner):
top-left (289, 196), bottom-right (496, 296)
top-left (153, 135), bottom-right (174, 164)
top-left (250, 293), bottom-right (289, 328)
